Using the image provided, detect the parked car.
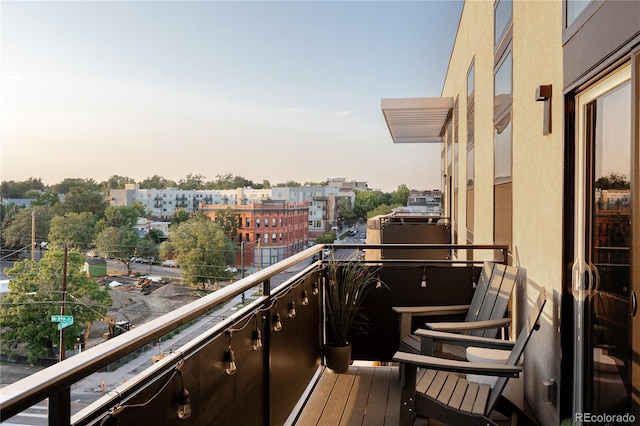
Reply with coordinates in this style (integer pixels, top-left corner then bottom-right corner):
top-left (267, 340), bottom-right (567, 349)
top-left (161, 259), bottom-right (178, 268)
top-left (224, 266), bottom-right (238, 273)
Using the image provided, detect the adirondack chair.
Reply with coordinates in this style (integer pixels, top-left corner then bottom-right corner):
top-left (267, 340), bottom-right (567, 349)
top-left (393, 262), bottom-right (518, 355)
top-left (393, 287), bottom-right (547, 426)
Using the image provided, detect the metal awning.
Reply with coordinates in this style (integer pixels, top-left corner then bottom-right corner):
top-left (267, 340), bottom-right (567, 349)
top-left (381, 97), bottom-right (453, 143)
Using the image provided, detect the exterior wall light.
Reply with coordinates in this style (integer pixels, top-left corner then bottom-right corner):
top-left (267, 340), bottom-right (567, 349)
top-left (535, 84), bottom-right (553, 135)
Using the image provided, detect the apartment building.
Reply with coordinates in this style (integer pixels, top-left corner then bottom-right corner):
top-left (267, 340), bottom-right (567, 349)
top-left (382, 0), bottom-right (639, 423)
top-left (201, 200), bottom-right (309, 269)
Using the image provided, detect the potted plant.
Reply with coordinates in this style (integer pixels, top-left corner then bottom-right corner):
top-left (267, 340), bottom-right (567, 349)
top-left (323, 256), bottom-right (386, 373)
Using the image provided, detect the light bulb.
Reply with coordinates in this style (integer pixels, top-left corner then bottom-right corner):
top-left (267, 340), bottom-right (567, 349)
top-left (301, 290), bottom-right (309, 306)
top-left (288, 300), bottom-right (297, 318)
top-left (252, 329), bottom-right (262, 350)
top-left (224, 348), bottom-right (237, 375)
top-left (273, 312), bottom-right (282, 331)
top-left (312, 281), bottom-right (319, 295)
top-left (177, 388), bottom-right (192, 419)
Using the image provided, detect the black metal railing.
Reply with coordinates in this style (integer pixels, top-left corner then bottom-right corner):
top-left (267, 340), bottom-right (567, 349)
top-left (0, 243), bottom-right (507, 425)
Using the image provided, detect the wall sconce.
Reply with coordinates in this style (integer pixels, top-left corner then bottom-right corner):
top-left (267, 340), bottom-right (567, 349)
top-left (176, 362), bottom-right (192, 419)
top-left (252, 316), bottom-right (262, 351)
top-left (535, 84), bottom-right (552, 135)
top-left (224, 332), bottom-right (237, 375)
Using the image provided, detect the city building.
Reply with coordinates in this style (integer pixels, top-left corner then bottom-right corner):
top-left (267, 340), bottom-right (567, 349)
top-left (201, 200), bottom-right (309, 269)
top-left (326, 177), bottom-right (369, 193)
top-left (271, 186), bottom-right (349, 237)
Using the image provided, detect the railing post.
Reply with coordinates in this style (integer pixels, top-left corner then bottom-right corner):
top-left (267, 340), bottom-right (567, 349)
top-left (262, 278), bottom-right (272, 426)
top-left (48, 387), bottom-right (70, 426)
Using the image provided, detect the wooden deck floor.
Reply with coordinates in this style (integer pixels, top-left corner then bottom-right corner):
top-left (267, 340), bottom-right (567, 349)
top-left (295, 365), bottom-right (401, 426)
top-left (294, 365), bottom-right (513, 426)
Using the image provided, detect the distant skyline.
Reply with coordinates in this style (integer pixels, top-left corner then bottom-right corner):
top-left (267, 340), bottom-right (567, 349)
top-left (1, 1), bottom-right (463, 193)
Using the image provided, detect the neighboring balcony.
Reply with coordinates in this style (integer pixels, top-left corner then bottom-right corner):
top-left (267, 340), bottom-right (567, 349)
top-left (0, 244), bottom-right (508, 426)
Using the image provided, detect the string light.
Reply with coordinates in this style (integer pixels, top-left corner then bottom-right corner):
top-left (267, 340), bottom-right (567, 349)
top-left (252, 316), bottom-right (262, 351)
top-left (288, 292), bottom-right (297, 318)
top-left (421, 266), bottom-right (427, 288)
top-left (224, 331), bottom-right (237, 375)
top-left (272, 308), bottom-right (282, 332)
top-left (301, 289), bottom-right (309, 306)
top-left (176, 362), bottom-right (192, 419)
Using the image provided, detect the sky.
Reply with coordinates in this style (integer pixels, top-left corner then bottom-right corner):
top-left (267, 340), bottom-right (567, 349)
top-left (1, 0), bottom-right (463, 193)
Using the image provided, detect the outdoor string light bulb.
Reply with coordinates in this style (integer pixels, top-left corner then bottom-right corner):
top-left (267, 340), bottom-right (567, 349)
top-left (301, 289), bottom-right (309, 306)
top-left (176, 367), bottom-right (192, 419)
top-left (421, 266), bottom-right (427, 288)
top-left (288, 293), bottom-right (297, 318)
top-left (252, 316), bottom-right (262, 350)
top-left (224, 332), bottom-right (237, 375)
top-left (272, 310), bottom-right (282, 332)
top-left (312, 275), bottom-right (320, 295)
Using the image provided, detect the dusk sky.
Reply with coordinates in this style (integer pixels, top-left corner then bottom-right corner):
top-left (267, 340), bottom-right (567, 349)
top-left (1, 1), bottom-right (463, 192)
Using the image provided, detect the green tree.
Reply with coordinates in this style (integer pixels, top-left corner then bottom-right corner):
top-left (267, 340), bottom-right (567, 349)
top-left (595, 173), bottom-right (630, 190)
top-left (100, 205), bottom-right (146, 230)
top-left (30, 191), bottom-right (60, 207)
top-left (0, 178), bottom-right (45, 198)
top-left (367, 204), bottom-right (394, 219)
top-left (390, 184), bottom-right (410, 206)
top-left (48, 212), bottom-right (97, 250)
top-left (1, 206), bottom-right (53, 250)
top-left (54, 186), bottom-right (107, 218)
top-left (274, 181), bottom-right (302, 187)
top-left (315, 232), bottom-right (336, 244)
top-left (337, 197), bottom-right (357, 227)
top-left (50, 178), bottom-right (100, 195)
top-left (172, 208), bottom-right (191, 225)
top-left (0, 249), bottom-right (111, 360)
top-left (209, 173), bottom-right (254, 190)
top-left (93, 226), bottom-right (140, 272)
top-left (212, 208), bottom-right (240, 239)
top-left (139, 175), bottom-right (177, 189)
top-left (161, 215), bottom-right (237, 288)
top-left (177, 174), bottom-right (206, 190)
top-left (101, 175), bottom-right (136, 193)
top-left (353, 190), bottom-right (386, 219)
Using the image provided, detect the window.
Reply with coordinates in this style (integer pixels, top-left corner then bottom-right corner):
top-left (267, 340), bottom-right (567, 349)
top-left (256, 218), bottom-right (260, 227)
top-left (272, 233), bottom-right (276, 243)
top-left (272, 218), bottom-right (276, 227)
top-left (264, 234), bottom-right (269, 244)
top-left (566, 0), bottom-right (591, 27)
top-left (494, 49), bottom-right (513, 182)
top-left (246, 217), bottom-right (250, 227)
top-left (467, 61), bottom-right (475, 188)
top-left (494, 0), bottom-right (512, 47)
top-left (265, 217), bottom-right (269, 227)
top-left (467, 147), bottom-right (475, 187)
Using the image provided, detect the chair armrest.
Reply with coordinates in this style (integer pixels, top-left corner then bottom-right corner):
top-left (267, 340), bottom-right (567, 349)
top-left (392, 305), bottom-right (471, 316)
top-left (424, 317), bottom-right (512, 333)
top-left (393, 351), bottom-right (522, 378)
top-left (414, 329), bottom-right (516, 350)
top-left (392, 305), bottom-right (470, 339)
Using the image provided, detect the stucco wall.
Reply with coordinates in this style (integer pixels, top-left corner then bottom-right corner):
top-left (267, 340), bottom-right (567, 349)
top-left (441, 1), bottom-right (564, 424)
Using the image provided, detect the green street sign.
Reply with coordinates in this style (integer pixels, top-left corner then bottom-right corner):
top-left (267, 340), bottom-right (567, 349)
top-left (51, 315), bottom-right (74, 330)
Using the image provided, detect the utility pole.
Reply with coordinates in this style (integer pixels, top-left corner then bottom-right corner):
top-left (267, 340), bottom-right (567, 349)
top-left (59, 244), bottom-right (68, 361)
top-left (31, 210), bottom-right (36, 261)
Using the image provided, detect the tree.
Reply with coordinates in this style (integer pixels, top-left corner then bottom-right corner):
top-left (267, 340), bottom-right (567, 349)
top-left (595, 173), bottom-right (630, 190)
top-left (93, 226), bottom-right (140, 272)
top-left (274, 181), bottom-right (302, 187)
top-left (101, 175), bottom-right (136, 193)
top-left (209, 173), bottom-right (254, 190)
top-left (30, 191), bottom-right (60, 207)
top-left (160, 215), bottom-right (237, 288)
top-left (0, 249), bottom-right (112, 360)
top-left (172, 208), bottom-right (191, 225)
top-left (54, 186), bottom-right (107, 218)
top-left (315, 232), bottom-right (336, 244)
top-left (0, 178), bottom-right (45, 199)
top-left (212, 208), bottom-right (240, 239)
top-left (50, 178), bottom-right (100, 195)
top-left (353, 190), bottom-right (386, 219)
top-left (139, 175), bottom-right (177, 189)
top-left (390, 184), bottom-right (410, 206)
top-left (1, 206), bottom-right (53, 250)
top-left (177, 174), bottom-right (207, 190)
top-left (100, 205), bottom-right (146, 230)
top-left (48, 212), bottom-right (97, 250)
top-left (337, 197), bottom-right (357, 227)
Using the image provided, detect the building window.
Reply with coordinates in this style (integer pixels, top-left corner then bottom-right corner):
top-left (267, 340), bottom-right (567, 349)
top-left (279, 218), bottom-right (283, 226)
top-left (256, 218), bottom-right (260, 227)
top-left (272, 218), bottom-right (276, 227)
top-left (494, 0), bottom-right (512, 47)
top-left (265, 217), bottom-right (269, 227)
top-left (494, 49), bottom-right (512, 182)
top-left (566, 0), bottom-right (591, 28)
top-left (246, 217), bottom-right (250, 227)
top-left (272, 233), bottom-right (276, 243)
top-left (264, 234), bottom-right (269, 244)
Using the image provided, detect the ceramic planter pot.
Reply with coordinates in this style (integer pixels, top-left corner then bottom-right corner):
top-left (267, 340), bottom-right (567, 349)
top-left (324, 343), bottom-right (352, 374)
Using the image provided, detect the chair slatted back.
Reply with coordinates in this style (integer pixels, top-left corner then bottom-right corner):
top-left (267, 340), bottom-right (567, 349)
top-left (465, 262), bottom-right (496, 323)
top-left (486, 287), bottom-right (547, 413)
top-left (471, 264), bottom-right (518, 338)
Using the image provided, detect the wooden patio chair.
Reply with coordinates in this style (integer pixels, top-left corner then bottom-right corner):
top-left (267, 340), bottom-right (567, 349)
top-left (393, 262), bottom-right (518, 356)
top-left (393, 287), bottom-right (547, 426)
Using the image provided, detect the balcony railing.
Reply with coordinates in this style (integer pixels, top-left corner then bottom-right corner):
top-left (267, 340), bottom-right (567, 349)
top-left (0, 244), bottom-right (507, 425)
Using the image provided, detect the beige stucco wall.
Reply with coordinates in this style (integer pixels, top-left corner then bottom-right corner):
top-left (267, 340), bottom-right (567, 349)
top-left (440, 1), bottom-right (564, 424)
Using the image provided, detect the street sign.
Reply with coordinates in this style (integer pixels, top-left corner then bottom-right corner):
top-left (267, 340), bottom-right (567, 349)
top-left (51, 315), bottom-right (74, 330)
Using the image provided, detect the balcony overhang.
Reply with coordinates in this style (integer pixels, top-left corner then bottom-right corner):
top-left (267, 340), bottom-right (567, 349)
top-left (381, 97), bottom-right (453, 143)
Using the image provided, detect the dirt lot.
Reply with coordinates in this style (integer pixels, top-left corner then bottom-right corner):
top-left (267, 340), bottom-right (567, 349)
top-left (87, 276), bottom-right (202, 345)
